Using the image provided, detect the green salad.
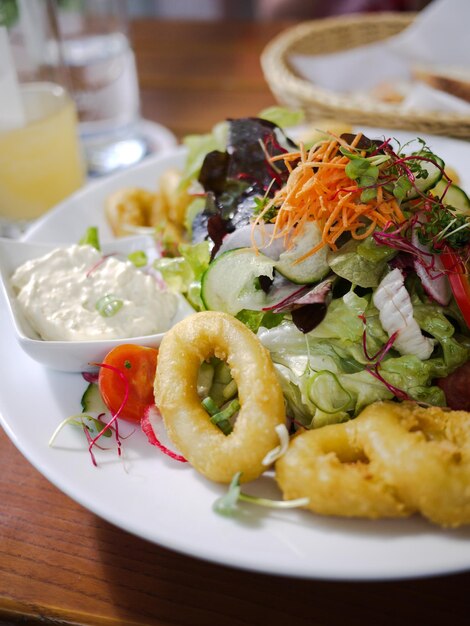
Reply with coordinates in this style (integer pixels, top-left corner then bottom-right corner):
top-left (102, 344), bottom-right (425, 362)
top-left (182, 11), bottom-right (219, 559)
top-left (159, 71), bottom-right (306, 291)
top-left (154, 110), bottom-right (470, 429)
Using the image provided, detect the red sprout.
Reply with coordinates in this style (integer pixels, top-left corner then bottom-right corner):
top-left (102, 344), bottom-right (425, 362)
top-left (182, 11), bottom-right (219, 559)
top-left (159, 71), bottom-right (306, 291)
top-left (261, 284), bottom-right (309, 313)
top-left (87, 362), bottom-right (129, 462)
top-left (382, 147), bottom-right (452, 203)
top-left (359, 315), bottom-right (410, 400)
top-left (366, 365), bottom-right (411, 401)
top-left (369, 137), bottom-right (392, 155)
top-left (372, 218), bottom-right (444, 277)
top-left (82, 424), bottom-right (98, 467)
top-left (362, 328), bottom-right (399, 363)
top-left (290, 417), bottom-right (307, 431)
top-left (86, 253), bottom-right (116, 278)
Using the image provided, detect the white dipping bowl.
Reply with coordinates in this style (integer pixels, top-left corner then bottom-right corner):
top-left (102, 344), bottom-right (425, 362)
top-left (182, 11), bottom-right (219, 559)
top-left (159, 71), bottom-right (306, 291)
top-left (0, 235), bottom-right (194, 373)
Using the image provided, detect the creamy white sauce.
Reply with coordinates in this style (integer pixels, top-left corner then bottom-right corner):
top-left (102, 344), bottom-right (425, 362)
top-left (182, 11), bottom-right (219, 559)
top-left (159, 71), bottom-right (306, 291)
top-left (11, 244), bottom-right (178, 341)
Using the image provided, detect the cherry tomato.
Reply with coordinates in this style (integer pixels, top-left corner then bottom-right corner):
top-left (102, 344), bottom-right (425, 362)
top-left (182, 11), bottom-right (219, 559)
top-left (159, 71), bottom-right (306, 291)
top-left (98, 344), bottom-right (158, 422)
top-left (441, 250), bottom-right (470, 327)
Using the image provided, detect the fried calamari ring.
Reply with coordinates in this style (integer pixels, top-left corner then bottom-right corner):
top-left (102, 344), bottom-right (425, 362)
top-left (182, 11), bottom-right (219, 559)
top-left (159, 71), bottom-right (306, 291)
top-left (275, 418), bottom-right (411, 519)
top-left (276, 401), bottom-right (470, 526)
top-left (154, 311), bottom-right (286, 483)
top-left (356, 402), bottom-right (470, 528)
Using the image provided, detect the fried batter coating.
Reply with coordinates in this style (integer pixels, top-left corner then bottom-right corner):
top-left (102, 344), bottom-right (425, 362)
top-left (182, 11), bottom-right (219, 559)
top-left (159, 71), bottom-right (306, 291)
top-left (105, 188), bottom-right (156, 237)
top-left (157, 167), bottom-right (191, 227)
top-left (154, 312), bottom-right (286, 483)
top-left (357, 402), bottom-right (470, 528)
top-left (105, 169), bottom-right (190, 245)
top-left (276, 401), bottom-right (470, 527)
top-left (275, 418), bottom-right (410, 519)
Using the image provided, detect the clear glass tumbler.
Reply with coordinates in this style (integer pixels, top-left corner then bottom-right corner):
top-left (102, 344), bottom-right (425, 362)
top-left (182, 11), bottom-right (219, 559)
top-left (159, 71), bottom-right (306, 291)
top-left (54, 0), bottom-right (149, 176)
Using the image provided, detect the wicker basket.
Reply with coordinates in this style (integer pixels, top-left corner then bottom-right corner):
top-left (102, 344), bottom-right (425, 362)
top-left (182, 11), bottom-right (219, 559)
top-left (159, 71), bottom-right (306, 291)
top-left (261, 12), bottom-right (470, 139)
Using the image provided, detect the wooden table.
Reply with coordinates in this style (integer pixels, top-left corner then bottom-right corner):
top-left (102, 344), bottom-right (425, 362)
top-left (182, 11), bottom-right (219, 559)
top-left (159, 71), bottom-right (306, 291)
top-left (1, 19), bottom-right (469, 626)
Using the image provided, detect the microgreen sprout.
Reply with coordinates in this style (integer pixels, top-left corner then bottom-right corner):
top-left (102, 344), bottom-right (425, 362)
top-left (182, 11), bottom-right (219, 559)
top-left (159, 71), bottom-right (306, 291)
top-left (213, 472), bottom-right (310, 517)
top-left (418, 201), bottom-right (470, 251)
top-left (341, 137), bottom-right (450, 208)
top-left (49, 413), bottom-right (113, 467)
top-left (253, 178), bottom-right (277, 221)
top-left (358, 314), bottom-right (410, 401)
top-left (339, 147), bottom-right (391, 202)
top-left (49, 414), bottom-right (111, 447)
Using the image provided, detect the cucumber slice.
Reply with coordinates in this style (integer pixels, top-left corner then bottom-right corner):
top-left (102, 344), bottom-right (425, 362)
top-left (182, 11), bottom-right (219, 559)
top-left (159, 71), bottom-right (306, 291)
top-left (81, 382), bottom-right (107, 414)
top-left (433, 180), bottom-right (470, 215)
top-left (201, 248), bottom-right (275, 315)
top-left (405, 152), bottom-right (445, 200)
top-left (275, 222), bottom-right (329, 284)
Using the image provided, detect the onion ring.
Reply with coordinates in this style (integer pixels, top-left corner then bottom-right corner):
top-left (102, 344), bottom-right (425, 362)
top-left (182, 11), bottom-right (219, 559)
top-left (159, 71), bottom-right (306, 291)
top-left (356, 401), bottom-right (470, 528)
top-left (275, 418), bottom-right (411, 519)
top-left (154, 311), bottom-right (286, 483)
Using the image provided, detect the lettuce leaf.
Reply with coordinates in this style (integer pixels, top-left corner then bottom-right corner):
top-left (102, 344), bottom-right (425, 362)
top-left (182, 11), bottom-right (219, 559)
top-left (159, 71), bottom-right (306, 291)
top-left (258, 288), bottom-right (469, 426)
top-left (327, 238), bottom-right (395, 288)
top-left (257, 106), bottom-right (305, 129)
top-left (182, 121), bottom-right (228, 185)
top-left (154, 241), bottom-right (210, 310)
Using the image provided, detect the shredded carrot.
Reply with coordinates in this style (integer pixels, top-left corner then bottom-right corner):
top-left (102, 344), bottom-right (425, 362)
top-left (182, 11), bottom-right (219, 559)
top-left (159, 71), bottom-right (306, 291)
top-left (254, 134), bottom-right (405, 263)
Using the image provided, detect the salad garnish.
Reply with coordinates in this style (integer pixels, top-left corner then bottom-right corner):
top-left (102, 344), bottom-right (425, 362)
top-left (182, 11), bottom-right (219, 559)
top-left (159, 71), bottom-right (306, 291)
top-left (213, 471), bottom-right (309, 517)
top-left (95, 294), bottom-right (124, 318)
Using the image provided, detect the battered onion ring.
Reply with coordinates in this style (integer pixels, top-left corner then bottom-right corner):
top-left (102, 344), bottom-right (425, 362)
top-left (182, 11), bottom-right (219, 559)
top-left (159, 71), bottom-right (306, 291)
top-left (275, 418), bottom-right (411, 519)
top-left (154, 311), bottom-right (286, 483)
top-left (356, 402), bottom-right (470, 528)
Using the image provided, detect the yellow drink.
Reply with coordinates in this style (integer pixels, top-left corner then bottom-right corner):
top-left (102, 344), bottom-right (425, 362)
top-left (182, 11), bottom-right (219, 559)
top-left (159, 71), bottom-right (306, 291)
top-left (0, 82), bottom-right (84, 223)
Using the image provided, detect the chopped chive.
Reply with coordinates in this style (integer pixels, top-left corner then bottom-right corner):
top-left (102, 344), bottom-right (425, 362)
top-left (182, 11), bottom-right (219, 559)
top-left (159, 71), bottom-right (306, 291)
top-left (79, 226), bottom-right (100, 250)
top-left (127, 250), bottom-right (148, 267)
top-left (201, 396), bottom-right (239, 436)
top-left (201, 396), bottom-right (219, 415)
top-left (95, 294), bottom-right (124, 317)
top-left (210, 398), bottom-right (239, 435)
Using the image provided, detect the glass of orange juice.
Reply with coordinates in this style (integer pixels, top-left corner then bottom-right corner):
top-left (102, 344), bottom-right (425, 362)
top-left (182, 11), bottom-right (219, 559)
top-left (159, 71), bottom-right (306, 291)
top-left (0, 81), bottom-right (84, 235)
top-left (0, 1), bottom-right (85, 237)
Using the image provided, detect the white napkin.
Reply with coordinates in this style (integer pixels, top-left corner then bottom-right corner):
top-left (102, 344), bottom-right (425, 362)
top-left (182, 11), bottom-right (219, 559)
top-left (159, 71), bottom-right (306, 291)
top-left (290, 0), bottom-right (470, 114)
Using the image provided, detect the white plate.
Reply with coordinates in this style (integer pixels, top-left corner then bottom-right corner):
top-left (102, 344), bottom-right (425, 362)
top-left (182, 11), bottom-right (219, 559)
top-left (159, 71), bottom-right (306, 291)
top-left (1, 133), bottom-right (470, 581)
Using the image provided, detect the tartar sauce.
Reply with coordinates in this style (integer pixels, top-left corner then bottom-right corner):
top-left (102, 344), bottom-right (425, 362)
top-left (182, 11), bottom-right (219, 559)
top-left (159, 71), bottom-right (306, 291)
top-left (11, 244), bottom-right (178, 341)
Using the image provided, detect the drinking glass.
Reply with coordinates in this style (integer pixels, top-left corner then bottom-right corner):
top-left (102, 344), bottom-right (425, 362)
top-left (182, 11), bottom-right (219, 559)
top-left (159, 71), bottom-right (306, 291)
top-left (54, 0), bottom-right (149, 176)
top-left (0, 1), bottom-right (84, 237)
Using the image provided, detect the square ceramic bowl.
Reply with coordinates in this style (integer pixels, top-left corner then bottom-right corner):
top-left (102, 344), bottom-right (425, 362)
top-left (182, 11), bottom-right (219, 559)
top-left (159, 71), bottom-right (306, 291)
top-left (0, 235), bottom-right (194, 372)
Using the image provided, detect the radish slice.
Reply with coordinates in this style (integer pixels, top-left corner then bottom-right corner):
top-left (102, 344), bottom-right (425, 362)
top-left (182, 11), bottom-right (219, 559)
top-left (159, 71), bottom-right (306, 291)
top-left (411, 227), bottom-right (451, 306)
top-left (141, 406), bottom-right (187, 463)
top-left (216, 223), bottom-right (285, 259)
